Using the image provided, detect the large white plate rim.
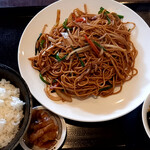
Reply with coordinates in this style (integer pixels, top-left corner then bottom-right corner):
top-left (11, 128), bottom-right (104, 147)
top-left (18, 0), bottom-right (150, 122)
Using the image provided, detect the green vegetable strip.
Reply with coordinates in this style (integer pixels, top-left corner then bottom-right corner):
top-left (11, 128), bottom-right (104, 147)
top-left (56, 52), bottom-right (67, 62)
top-left (99, 85), bottom-right (112, 92)
top-left (40, 40), bottom-right (45, 49)
top-left (63, 18), bottom-right (71, 30)
top-left (117, 14), bottom-right (124, 19)
top-left (93, 41), bottom-right (107, 51)
top-left (98, 7), bottom-right (109, 14)
top-left (35, 48), bottom-right (38, 55)
top-left (35, 33), bottom-right (42, 55)
top-left (98, 7), bottom-right (111, 24)
top-left (80, 59), bottom-right (85, 67)
top-left (76, 52), bottom-right (85, 67)
top-left (71, 46), bottom-right (85, 67)
top-left (98, 7), bottom-right (104, 14)
top-left (63, 18), bottom-right (68, 29)
top-left (52, 79), bottom-right (57, 83)
top-left (37, 33), bottom-right (42, 41)
top-left (98, 7), bottom-right (124, 20)
top-left (105, 13), bottom-right (111, 24)
top-left (39, 73), bottom-right (50, 85)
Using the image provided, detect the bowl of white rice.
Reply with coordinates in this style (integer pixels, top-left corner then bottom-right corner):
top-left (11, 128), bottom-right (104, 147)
top-left (0, 63), bottom-right (32, 150)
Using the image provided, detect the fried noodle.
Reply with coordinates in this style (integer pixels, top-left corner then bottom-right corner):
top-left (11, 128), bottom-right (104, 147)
top-left (29, 4), bottom-right (138, 102)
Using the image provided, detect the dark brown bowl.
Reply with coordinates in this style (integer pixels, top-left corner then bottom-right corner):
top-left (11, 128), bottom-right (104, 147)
top-left (0, 63), bottom-right (32, 150)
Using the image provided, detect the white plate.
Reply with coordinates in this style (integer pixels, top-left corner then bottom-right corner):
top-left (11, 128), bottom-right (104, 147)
top-left (142, 94), bottom-right (150, 138)
top-left (20, 106), bottom-right (67, 150)
top-left (18, 0), bottom-right (150, 122)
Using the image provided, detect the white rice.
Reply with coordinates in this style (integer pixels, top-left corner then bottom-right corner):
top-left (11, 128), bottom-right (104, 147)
top-left (0, 79), bottom-right (25, 148)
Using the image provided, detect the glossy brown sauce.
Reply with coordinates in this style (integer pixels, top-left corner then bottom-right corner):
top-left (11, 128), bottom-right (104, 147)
top-left (27, 109), bottom-right (58, 149)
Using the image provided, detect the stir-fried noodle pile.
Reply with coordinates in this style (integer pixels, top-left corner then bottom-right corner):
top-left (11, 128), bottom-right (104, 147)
top-left (29, 5), bottom-right (138, 102)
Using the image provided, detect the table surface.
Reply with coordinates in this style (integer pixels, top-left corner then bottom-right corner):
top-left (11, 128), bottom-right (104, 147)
top-left (0, 0), bottom-right (150, 149)
top-left (0, 0), bottom-right (150, 7)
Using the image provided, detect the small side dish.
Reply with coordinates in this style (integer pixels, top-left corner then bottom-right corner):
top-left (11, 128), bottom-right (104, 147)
top-left (28, 109), bottom-right (58, 149)
top-left (0, 79), bottom-right (25, 148)
top-left (20, 106), bottom-right (66, 150)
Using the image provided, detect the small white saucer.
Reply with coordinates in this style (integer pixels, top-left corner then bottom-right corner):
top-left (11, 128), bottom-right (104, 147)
top-left (20, 106), bottom-right (67, 150)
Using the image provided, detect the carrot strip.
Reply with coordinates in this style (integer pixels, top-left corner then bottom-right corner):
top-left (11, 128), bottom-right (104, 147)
top-left (84, 35), bottom-right (99, 56)
top-left (50, 82), bottom-right (60, 90)
top-left (75, 17), bottom-right (86, 22)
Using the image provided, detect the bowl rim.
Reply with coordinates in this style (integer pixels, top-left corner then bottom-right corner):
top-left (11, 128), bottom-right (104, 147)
top-left (0, 63), bottom-right (33, 149)
top-left (142, 93), bottom-right (150, 139)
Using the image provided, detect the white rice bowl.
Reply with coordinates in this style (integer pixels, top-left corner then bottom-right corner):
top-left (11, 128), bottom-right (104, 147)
top-left (0, 79), bottom-right (25, 148)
